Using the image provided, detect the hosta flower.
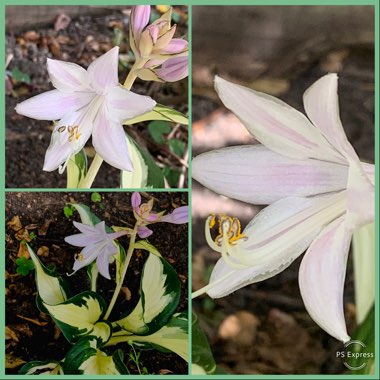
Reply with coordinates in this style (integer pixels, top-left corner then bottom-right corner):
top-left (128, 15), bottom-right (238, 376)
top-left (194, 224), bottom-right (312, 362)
top-left (65, 221), bottom-right (127, 279)
top-left (192, 74), bottom-right (374, 342)
top-left (15, 46), bottom-right (156, 173)
top-left (131, 192), bottom-right (188, 238)
top-left (130, 6), bottom-right (188, 63)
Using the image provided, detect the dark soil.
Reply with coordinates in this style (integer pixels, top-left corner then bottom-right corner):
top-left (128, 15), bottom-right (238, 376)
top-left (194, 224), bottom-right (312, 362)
top-left (6, 6), bottom-right (188, 188)
top-left (5, 192), bottom-right (188, 375)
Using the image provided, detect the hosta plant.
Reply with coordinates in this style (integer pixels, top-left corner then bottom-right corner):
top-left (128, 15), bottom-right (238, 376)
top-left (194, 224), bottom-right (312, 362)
top-left (19, 196), bottom-right (188, 375)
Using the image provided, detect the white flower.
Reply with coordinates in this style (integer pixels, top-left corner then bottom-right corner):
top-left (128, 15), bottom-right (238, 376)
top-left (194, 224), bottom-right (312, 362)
top-left (15, 47), bottom-right (156, 173)
top-left (192, 74), bottom-right (374, 342)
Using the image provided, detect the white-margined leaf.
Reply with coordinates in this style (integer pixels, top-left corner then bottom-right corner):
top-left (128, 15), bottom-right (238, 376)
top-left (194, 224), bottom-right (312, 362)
top-left (109, 313), bottom-right (189, 362)
top-left (123, 103), bottom-right (188, 125)
top-left (113, 253), bottom-right (180, 335)
top-left (66, 149), bottom-right (87, 188)
top-left (20, 360), bottom-right (63, 375)
top-left (62, 337), bottom-right (129, 375)
top-left (43, 291), bottom-right (111, 344)
top-left (120, 134), bottom-right (148, 188)
top-left (134, 240), bottom-right (161, 257)
top-left (27, 244), bottom-right (68, 306)
top-left (70, 203), bottom-right (102, 227)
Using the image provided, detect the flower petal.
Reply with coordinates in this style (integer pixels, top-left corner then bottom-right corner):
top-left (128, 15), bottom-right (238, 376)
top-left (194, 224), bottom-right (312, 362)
top-left (214, 76), bottom-right (343, 163)
top-left (92, 108), bottom-right (133, 171)
top-left (303, 74), bottom-right (358, 161)
top-left (299, 216), bottom-right (351, 342)
top-left (206, 195), bottom-right (336, 298)
top-left (161, 206), bottom-right (188, 224)
top-left (15, 90), bottom-right (94, 121)
top-left (346, 160), bottom-right (375, 228)
top-left (193, 145), bottom-right (348, 205)
top-left (137, 226), bottom-right (153, 238)
top-left (87, 46), bottom-right (119, 92)
top-left (65, 233), bottom-right (99, 247)
top-left (131, 192), bottom-right (141, 208)
top-left (156, 56), bottom-right (188, 82)
top-left (73, 221), bottom-right (97, 234)
top-left (106, 85), bottom-right (156, 122)
top-left (96, 252), bottom-right (111, 280)
top-left (130, 6), bottom-right (151, 41)
top-left (47, 58), bottom-right (90, 92)
top-left (43, 109), bottom-right (93, 171)
top-left (162, 38), bottom-right (188, 54)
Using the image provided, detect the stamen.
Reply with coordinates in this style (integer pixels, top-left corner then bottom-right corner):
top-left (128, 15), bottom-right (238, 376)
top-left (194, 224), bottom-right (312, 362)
top-left (205, 214), bottom-right (248, 269)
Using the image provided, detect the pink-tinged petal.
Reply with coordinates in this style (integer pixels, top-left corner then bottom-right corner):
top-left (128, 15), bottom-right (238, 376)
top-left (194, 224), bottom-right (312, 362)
top-left (87, 46), bottom-right (119, 93)
top-left (192, 145), bottom-right (348, 205)
top-left (15, 89), bottom-right (94, 121)
top-left (43, 109), bottom-right (93, 171)
top-left (214, 76), bottom-right (343, 163)
top-left (47, 58), bottom-right (90, 92)
top-left (361, 162), bottom-right (375, 185)
top-left (299, 216), bottom-right (352, 343)
top-left (161, 206), bottom-right (188, 224)
top-left (92, 108), bottom-right (133, 171)
top-left (108, 230), bottom-right (129, 240)
top-left (130, 6), bottom-right (151, 41)
top-left (73, 221), bottom-right (97, 234)
top-left (162, 38), bottom-right (188, 53)
top-left (206, 195), bottom-right (328, 298)
top-left (96, 250), bottom-right (112, 280)
top-left (156, 56), bottom-right (188, 82)
top-left (65, 234), bottom-right (98, 247)
top-left (106, 85), bottom-right (156, 122)
top-left (131, 192), bottom-right (141, 208)
top-left (138, 226), bottom-right (153, 238)
top-left (346, 160), bottom-right (375, 228)
top-left (146, 213), bottom-right (159, 222)
top-left (303, 74), bottom-right (358, 161)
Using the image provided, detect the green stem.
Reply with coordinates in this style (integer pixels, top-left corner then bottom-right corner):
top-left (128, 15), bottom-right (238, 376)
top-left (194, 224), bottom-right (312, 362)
top-left (104, 224), bottom-right (139, 320)
top-left (77, 153), bottom-right (103, 189)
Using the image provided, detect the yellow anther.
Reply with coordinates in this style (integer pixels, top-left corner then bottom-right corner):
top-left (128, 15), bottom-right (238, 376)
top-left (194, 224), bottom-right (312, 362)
top-left (211, 214), bottom-right (246, 247)
top-left (67, 125), bottom-right (81, 142)
top-left (75, 253), bottom-right (84, 261)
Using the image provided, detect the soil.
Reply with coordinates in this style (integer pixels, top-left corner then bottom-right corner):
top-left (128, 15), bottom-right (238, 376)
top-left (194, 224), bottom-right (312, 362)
top-left (5, 192), bottom-right (188, 375)
top-left (6, 6), bottom-right (188, 188)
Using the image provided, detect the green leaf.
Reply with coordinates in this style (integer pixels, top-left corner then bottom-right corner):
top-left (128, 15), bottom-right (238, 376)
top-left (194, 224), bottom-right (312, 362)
top-left (20, 360), bottom-right (63, 375)
top-left (70, 204), bottom-right (103, 228)
top-left (43, 291), bottom-right (111, 344)
top-left (63, 337), bottom-right (129, 375)
top-left (120, 134), bottom-right (148, 188)
top-left (27, 244), bottom-right (68, 306)
top-left (116, 313), bottom-right (189, 362)
top-left (168, 138), bottom-right (186, 156)
top-left (113, 253), bottom-right (180, 335)
top-left (16, 256), bottom-right (34, 276)
top-left (133, 240), bottom-right (162, 257)
top-left (192, 312), bottom-right (216, 374)
top-left (123, 104), bottom-right (188, 125)
top-left (121, 134), bottom-right (164, 188)
top-left (63, 205), bottom-right (74, 218)
top-left (162, 166), bottom-right (181, 187)
top-left (91, 192), bottom-right (102, 203)
top-left (67, 149), bottom-right (87, 188)
top-left (12, 67), bottom-right (31, 84)
top-left (349, 305), bottom-right (375, 374)
top-left (148, 121), bottom-right (171, 144)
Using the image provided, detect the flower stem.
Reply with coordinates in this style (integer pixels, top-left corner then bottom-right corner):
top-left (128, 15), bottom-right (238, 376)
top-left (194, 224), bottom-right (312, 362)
top-left (104, 224), bottom-right (139, 320)
top-left (123, 58), bottom-right (148, 89)
top-left (78, 153), bottom-right (103, 189)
